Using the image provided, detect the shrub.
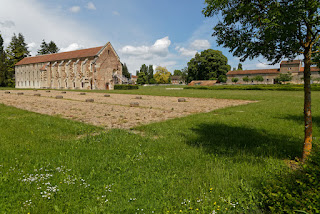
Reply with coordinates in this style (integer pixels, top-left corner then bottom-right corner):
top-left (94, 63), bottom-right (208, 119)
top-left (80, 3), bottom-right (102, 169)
top-left (232, 77), bottom-right (239, 83)
top-left (261, 144), bottom-right (320, 213)
top-left (114, 84), bottom-right (139, 90)
top-left (184, 84), bottom-right (320, 91)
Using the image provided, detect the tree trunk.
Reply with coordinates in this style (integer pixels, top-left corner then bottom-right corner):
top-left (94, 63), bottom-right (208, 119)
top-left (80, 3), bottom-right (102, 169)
top-left (302, 47), bottom-right (312, 161)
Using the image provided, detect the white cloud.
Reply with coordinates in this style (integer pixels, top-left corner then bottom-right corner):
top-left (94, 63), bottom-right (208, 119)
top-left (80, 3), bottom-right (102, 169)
top-left (190, 40), bottom-right (210, 50)
top-left (27, 42), bottom-right (37, 55)
top-left (0, 20), bottom-right (15, 28)
top-left (176, 39), bottom-right (210, 57)
top-left (86, 2), bottom-right (96, 10)
top-left (120, 36), bottom-right (171, 58)
top-left (150, 36), bottom-right (171, 57)
top-left (27, 42), bottom-right (36, 49)
top-left (60, 43), bottom-right (84, 52)
top-left (69, 6), bottom-right (81, 13)
top-left (175, 47), bottom-right (197, 57)
top-left (256, 62), bottom-right (270, 68)
top-left (112, 11), bottom-right (120, 16)
top-left (0, 0), bottom-right (101, 56)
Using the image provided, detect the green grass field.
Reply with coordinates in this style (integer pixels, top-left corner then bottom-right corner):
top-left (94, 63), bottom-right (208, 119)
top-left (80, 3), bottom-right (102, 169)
top-left (0, 87), bottom-right (319, 213)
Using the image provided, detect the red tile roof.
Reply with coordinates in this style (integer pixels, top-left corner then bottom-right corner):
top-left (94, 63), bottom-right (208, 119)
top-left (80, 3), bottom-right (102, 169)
top-left (227, 69), bottom-right (280, 75)
top-left (280, 60), bottom-right (301, 65)
top-left (16, 46), bottom-right (104, 66)
top-left (298, 67), bottom-right (320, 72)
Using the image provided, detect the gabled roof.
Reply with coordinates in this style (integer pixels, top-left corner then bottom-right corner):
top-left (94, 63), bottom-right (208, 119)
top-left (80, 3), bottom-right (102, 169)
top-left (227, 69), bottom-right (280, 75)
top-left (16, 46), bottom-right (104, 66)
top-left (280, 60), bottom-right (301, 65)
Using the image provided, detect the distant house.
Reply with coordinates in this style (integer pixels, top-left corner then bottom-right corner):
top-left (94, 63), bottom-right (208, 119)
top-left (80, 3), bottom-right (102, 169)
top-left (226, 60), bottom-right (320, 84)
top-left (188, 80), bottom-right (217, 86)
top-left (131, 75), bottom-right (137, 85)
top-left (171, 75), bottom-right (185, 85)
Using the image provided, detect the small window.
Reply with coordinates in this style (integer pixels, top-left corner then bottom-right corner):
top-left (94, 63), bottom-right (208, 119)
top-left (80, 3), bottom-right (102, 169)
top-left (108, 50), bottom-right (110, 55)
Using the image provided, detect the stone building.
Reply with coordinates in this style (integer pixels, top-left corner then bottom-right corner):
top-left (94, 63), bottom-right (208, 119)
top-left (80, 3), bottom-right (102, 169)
top-left (15, 42), bottom-right (123, 90)
top-left (171, 76), bottom-right (186, 85)
top-left (226, 60), bottom-right (320, 84)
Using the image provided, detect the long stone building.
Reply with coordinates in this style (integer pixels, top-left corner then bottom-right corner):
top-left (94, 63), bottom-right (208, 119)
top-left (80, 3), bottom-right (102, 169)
top-left (226, 60), bottom-right (320, 84)
top-left (15, 42), bottom-right (124, 90)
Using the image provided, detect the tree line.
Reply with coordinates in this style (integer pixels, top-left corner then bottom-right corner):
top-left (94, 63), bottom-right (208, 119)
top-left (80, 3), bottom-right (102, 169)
top-left (0, 32), bottom-right (59, 87)
top-left (134, 49), bottom-right (234, 85)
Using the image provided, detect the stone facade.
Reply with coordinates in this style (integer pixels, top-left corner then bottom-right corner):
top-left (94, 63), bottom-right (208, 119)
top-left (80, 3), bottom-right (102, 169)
top-left (226, 60), bottom-right (320, 84)
top-left (15, 42), bottom-right (122, 90)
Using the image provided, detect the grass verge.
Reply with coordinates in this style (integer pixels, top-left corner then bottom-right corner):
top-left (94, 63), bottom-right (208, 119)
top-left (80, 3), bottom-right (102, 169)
top-left (0, 88), bottom-right (319, 213)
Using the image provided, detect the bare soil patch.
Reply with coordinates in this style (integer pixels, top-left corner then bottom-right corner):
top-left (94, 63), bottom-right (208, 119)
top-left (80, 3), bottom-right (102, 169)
top-left (0, 90), bottom-right (254, 129)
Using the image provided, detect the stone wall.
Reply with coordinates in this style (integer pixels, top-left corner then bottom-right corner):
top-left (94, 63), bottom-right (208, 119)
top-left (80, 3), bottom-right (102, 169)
top-left (15, 43), bottom-right (122, 90)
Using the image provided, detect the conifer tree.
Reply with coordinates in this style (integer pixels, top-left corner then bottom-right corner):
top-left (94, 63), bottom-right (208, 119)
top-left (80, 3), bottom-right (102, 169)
top-left (6, 33), bottom-right (30, 87)
top-left (0, 34), bottom-right (7, 86)
top-left (121, 63), bottom-right (130, 79)
top-left (37, 40), bottom-right (59, 55)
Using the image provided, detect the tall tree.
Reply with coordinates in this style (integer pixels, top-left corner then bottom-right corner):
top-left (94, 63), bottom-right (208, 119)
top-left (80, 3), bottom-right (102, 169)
top-left (37, 40), bottom-right (48, 55)
top-left (237, 63), bottom-right (243, 70)
top-left (154, 66), bottom-right (171, 84)
top-left (140, 64), bottom-right (148, 74)
top-left (6, 33), bottom-right (30, 87)
top-left (203, 0), bottom-right (320, 160)
top-left (137, 72), bottom-right (148, 85)
top-left (37, 40), bottom-right (59, 55)
top-left (173, 69), bottom-right (182, 76)
top-left (47, 41), bottom-right (59, 54)
top-left (121, 63), bottom-right (131, 79)
top-left (187, 49), bottom-right (231, 83)
top-left (147, 65), bottom-right (154, 79)
top-left (0, 34), bottom-right (7, 86)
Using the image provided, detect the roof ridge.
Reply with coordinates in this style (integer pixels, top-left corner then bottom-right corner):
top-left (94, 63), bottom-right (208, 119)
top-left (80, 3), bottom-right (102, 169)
top-left (26, 46), bottom-right (104, 59)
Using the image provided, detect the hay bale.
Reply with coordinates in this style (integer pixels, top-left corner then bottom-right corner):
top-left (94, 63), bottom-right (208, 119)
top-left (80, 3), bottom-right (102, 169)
top-left (4, 91), bottom-right (10, 94)
top-left (86, 99), bottom-right (94, 102)
top-left (80, 92), bottom-right (86, 95)
top-left (56, 95), bottom-right (63, 99)
top-left (178, 98), bottom-right (186, 102)
top-left (61, 91), bottom-right (67, 94)
top-left (135, 96), bottom-right (142, 99)
top-left (34, 94), bottom-right (41, 97)
top-left (104, 94), bottom-right (110, 97)
top-left (46, 90), bottom-right (51, 92)
top-left (17, 92), bottom-right (24, 95)
top-left (130, 102), bottom-right (139, 107)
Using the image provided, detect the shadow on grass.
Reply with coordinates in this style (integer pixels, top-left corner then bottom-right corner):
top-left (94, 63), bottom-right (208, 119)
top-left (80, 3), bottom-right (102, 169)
top-left (184, 123), bottom-right (301, 159)
top-left (279, 115), bottom-right (320, 128)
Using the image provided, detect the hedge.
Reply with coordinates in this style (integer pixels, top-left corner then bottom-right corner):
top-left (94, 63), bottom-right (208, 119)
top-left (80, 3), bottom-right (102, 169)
top-left (184, 84), bottom-right (320, 91)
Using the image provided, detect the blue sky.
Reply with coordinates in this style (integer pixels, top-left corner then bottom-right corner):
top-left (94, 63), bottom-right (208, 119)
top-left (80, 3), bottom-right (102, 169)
top-left (0, 0), bottom-right (290, 74)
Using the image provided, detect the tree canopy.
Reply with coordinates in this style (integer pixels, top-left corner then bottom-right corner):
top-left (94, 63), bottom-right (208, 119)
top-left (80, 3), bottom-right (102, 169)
top-left (203, 0), bottom-right (320, 160)
top-left (276, 72), bottom-right (293, 84)
top-left (37, 40), bottom-right (59, 55)
top-left (154, 66), bottom-right (171, 84)
top-left (187, 49), bottom-right (231, 83)
top-left (173, 69), bottom-right (182, 76)
top-left (0, 34), bottom-right (7, 87)
top-left (6, 33), bottom-right (30, 87)
top-left (121, 63), bottom-right (131, 79)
